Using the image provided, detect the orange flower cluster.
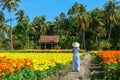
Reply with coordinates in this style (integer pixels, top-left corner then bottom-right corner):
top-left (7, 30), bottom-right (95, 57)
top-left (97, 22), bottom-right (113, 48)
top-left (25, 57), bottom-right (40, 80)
top-left (0, 56), bottom-right (33, 77)
top-left (97, 51), bottom-right (120, 65)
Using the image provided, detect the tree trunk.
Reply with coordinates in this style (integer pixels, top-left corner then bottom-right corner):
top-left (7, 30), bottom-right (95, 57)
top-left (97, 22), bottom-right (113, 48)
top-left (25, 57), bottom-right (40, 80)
top-left (82, 30), bottom-right (84, 49)
top-left (83, 29), bottom-right (86, 51)
top-left (96, 36), bottom-right (98, 50)
top-left (98, 37), bottom-right (100, 50)
top-left (28, 26), bottom-right (29, 49)
top-left (10, 9), bottom-right (13, 50)
top-left (108, 23), bottom-right (113, 41)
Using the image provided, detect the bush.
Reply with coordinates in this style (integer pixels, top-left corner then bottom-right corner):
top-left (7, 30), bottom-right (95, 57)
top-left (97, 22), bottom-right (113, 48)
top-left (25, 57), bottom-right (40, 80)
top-left (99, 40), bottom-right (111, 50)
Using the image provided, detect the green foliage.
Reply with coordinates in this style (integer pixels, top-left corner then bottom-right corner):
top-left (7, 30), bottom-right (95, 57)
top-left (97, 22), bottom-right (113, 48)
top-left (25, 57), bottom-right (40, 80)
top-left (117, 39), bottom-right (120, 49)
top-left (92, 53), bottom-right (120, 80)
top-left (1, 67), bottom-right (35, 80)
top-left (0, 37), bottom-right (3, 49)
top-left (55, 45), bottom-right (61, 49)
top-left (0, 0), bottom-right (120, 50)
top-left (0, 60), bottom-right (72, 80)
top-left (34, 45), bottom-right (40, 49)
top-left (111, 26), bottom-right (120, 50)
top-left (99, 40), bottom-right (111, 50)
top-left (34, 70), bottom-right (48, 80)
top-left (89, 40), bottom-right (98, 50)
top-left (104, 64), bottom-right (119, 80)
top-left (60, 35), bottom-right (78, 49)
top-left (34, 63), bottom-right (71, 80)
top-left (48, 76), bottom-right (58, 80)
top-left (91, 52), bottom-right (103, 64)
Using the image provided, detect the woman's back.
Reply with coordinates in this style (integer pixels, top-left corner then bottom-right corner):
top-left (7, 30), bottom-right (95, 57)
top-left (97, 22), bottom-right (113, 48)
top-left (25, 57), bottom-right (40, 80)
top-left (72, 47), bottom-right (80, 55)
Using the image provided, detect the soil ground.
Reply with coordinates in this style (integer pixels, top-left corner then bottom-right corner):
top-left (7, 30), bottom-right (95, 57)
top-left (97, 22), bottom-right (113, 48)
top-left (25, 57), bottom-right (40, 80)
top-left (59, 54), bottom-right (92, 80)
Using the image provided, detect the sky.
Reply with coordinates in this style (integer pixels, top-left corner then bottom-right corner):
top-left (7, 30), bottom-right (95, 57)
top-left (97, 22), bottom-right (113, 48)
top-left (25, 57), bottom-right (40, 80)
top-left (1, 0), bottom-right (110, 26)
top-left (18, 0), bottom-right (107, 21)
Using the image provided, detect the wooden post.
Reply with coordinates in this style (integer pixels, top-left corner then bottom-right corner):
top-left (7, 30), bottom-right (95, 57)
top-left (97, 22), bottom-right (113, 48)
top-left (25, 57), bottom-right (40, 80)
top-left (51, 43), bottom-right (53, 49)
top-left (45, 43), bottom-right (46, 49)
top-left (39, 43), bottom-right (41, 49)
top-left (57, 43), bottom-right (58, 47)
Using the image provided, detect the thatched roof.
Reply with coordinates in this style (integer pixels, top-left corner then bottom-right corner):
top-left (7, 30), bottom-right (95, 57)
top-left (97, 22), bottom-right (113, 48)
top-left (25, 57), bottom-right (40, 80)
top-left (39, 35), bottom-right (59, 43)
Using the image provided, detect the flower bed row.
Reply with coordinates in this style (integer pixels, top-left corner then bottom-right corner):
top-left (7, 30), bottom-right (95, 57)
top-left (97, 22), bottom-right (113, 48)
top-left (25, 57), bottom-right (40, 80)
top-left (0, 49), bottom-right (85, 53)
top-left (95, 51), bottom-right (120, 80)
top-left (0, 52), bottom-right (85, 80)
top-left (0, 56), bottom-right (33, 77)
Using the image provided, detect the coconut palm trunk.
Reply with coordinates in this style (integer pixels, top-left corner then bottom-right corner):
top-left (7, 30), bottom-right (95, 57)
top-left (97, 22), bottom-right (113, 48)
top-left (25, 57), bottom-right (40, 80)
top-left (82, 29), bottom-right (86, 51)
top-left (0, 0), bottom-right (21, 50)
top-left (108, 22), bottom-right (114, 41)
top-left (10, 9), bottom-right (13, 50)
top-left (98, 36), bottom-right (100, 50)
top-left (104, 0), bottom-right (120, 41)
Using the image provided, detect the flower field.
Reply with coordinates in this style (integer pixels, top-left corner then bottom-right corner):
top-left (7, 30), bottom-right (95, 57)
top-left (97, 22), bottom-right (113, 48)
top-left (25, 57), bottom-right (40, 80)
top-left (0, 53), bottom-right (72, 77)
top-left (0, 51), bottom-right (84, 79)
top-left (95, 51), bottom-right (120, 80)
top-left (96, 51), bottom-right (120, 65)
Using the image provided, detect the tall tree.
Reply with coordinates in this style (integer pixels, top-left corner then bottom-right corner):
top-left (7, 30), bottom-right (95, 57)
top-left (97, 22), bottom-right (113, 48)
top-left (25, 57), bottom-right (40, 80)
top-left (90, 8), bottom-right (104, 33)
top-left (90, 8), bottom-right (106, 49)
top-left (15, 9), bottom-right (25, 22)
top-left (14, 10), bottom-right (30, 49)
top-left (0, 11), bottom-right (9, 49)
top-left (45, 21), bottom-right (55, 35)
top-left (103, 0), bottom-right (120, 41)
top-left (54, 12), bottom-right (69, 35)
top-left (54, 12), bottom-right (74, 48)
top-left (30, 16), bottom-right (47, 48)
top-left (0, 0), bottom-right (21, 50)
top-left (67, 2), bottom-right (84, 41)
top-left (0, 11), bottom-right (8, 38)
top-left (68, 2), bottom-right (90, 50)
top-left (59, 12), bottom-right (70, 35)
top-left (54, 16), bottom-right (61, 35)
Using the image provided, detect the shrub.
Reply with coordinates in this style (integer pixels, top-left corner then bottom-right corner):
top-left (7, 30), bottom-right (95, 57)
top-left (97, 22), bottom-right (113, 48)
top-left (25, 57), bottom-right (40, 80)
top-left (99, 40), bottom-right (111, 50)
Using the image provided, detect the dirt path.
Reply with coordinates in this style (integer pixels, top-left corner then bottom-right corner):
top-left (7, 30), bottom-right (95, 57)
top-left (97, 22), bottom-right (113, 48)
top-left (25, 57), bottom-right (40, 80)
top-left (59, 54), bottom-right (92, 80)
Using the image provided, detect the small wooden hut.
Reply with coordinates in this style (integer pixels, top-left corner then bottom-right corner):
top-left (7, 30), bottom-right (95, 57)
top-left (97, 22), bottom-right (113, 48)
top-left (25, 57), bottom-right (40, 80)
top-left (38, 35), bottom-right (59, 49)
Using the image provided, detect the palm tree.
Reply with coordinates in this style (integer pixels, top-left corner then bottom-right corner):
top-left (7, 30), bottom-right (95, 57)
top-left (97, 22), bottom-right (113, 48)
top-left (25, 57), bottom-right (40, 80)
top-left (54, 16), bottom-right (61, 35)
top-left (103, 0), bottom-right (120, 41)
top-left (15, 10), bottom-right (30, 49)
top-left (90, 8), bottom-right (103, 32)
top-left (0, 11), bottom-right (9, 38)
top-left (45, 21), bottom-right (55, 35)
top-left (0, 11), bottom-right (9, 49)
top-left (78, 12), bottom-right (90, 50)
top-left (31, 16), bottom-right (47, 47)
top-left (0, 0), bottom-right (21, 50)
top-left (0, 11), bottom-right (6, 38)
top-left (90, 8), bottom-right (107, 49)
top-left (15, 10), bottom-right (25, 22)
top-left (39, 16), bottom-right (47, 36)
top-left (59, 12), bottom-right (70, 35)
top-left (68, 2), bottom-right (90, 50)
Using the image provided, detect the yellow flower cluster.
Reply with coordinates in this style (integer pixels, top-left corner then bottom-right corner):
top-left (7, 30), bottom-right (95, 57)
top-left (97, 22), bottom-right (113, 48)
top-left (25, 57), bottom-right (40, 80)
top-left (0, 53), bottom-right (73, 72)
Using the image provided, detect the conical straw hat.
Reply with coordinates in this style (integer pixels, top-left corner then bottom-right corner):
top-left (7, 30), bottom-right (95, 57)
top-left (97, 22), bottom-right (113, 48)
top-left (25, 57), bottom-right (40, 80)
top-left (72, 42), bottom-right (80, 47)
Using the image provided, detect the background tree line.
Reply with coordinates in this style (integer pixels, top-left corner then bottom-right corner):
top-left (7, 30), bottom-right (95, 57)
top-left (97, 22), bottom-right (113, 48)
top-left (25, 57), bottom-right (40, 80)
top-left (0, 0), bottom-right (120, 50)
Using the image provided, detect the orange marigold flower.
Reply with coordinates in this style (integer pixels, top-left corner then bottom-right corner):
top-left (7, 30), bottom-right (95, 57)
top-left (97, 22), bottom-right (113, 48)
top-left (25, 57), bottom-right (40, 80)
top-left (105, 61), bottom-right (110, 65)
top-left (118, 60), bottom-right (120, 64)
top-left (110, 60), bottom-right (117, 65)
top-left (0, 72), bottom-right (5, 77)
